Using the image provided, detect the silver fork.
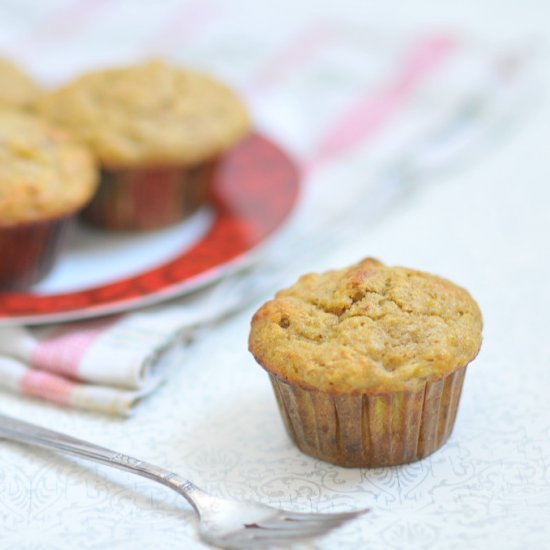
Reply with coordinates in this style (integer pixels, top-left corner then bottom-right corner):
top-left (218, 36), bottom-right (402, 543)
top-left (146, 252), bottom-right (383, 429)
top-left (0, 413), bottom-right (368, 548)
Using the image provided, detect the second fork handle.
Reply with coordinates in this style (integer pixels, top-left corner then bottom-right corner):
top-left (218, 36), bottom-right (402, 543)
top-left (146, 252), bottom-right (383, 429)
top-left (0, 412), bottom-right (203, 513)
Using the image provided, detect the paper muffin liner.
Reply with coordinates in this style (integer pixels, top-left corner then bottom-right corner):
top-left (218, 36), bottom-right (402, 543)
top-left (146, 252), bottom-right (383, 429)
top-left (80, 162), bottom-right (215, 231)
top-left (0, 215), bottom-right (73, 290)
top-left (269, 365), bottom-right (467, 468)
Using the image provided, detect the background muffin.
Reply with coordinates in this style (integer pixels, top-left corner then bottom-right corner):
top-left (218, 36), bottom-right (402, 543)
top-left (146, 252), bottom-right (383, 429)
top-left (37, 60), bottom-right (250, 230)
top-left (0, 110), bottom-right (98, 289)
top-left (249, 258), bottom-right (483, 467)
top-left (0, 57), bottom-right (42, 110)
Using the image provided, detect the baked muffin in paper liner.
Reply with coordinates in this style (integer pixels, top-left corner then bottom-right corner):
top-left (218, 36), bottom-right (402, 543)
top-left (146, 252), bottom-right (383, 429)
top-left (38, 60), bottom-right (250, 231)
top-left (0, 111), bottom-right (97, 289)
top-left (249, 258), bottom-right (482, 468)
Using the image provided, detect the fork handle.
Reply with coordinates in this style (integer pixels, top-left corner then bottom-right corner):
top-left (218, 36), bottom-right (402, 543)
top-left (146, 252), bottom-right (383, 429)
top-left (0, 412), bottom-right (203, 513)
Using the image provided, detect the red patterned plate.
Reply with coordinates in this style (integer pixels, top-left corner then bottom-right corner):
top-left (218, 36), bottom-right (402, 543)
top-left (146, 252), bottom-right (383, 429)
top-left (0, 133), bottom-right (300, 326)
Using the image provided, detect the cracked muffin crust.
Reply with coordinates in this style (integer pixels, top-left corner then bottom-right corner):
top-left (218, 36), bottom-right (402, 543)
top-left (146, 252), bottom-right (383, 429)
top-left (249, 258), bottom-right (483, 393)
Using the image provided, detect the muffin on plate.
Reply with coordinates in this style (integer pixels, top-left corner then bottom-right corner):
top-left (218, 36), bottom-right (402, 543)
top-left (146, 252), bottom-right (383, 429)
top-left (0, 57), bottom-right (42, 111)
top-left (37, 60), bottom-right (250, 230)
top-left (249, 258), bottom-right (483, 468)
top-left (0, 110), bottom-right (98, 289)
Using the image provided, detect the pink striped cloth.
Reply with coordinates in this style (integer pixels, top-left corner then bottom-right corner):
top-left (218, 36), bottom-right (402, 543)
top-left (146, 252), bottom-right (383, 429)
top-left (0, 4), bottom-right (523, 414)
top-left (0, 308), bottom-right (195, 415)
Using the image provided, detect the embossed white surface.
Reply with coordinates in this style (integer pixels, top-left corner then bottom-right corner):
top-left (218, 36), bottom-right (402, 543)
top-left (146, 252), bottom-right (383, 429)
top-left (1, 1), bottom-right (550, 549)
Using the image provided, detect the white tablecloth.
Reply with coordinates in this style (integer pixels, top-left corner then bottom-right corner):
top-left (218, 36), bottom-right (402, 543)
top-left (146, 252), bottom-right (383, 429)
top-left (0, 1), bottom-right (549, 549)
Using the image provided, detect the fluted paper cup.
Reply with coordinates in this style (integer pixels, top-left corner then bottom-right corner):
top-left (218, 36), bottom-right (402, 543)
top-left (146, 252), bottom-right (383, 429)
top-left (269, 366), bottom-right (467, 468)
top-left (0, 215), bottom-right (73, 290)
top-left (81, 162), bottom-right (215, 231)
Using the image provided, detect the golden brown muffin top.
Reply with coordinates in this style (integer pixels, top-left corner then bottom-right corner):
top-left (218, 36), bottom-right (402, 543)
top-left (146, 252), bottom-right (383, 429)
top-left (37, 60), bottom-right (250, 167)
top-left (249, 258), bottom-right (483, 393)
top-left (0, 57), bottom-right (42, 109)
top-left (0, 110), bottom-right (98, 226)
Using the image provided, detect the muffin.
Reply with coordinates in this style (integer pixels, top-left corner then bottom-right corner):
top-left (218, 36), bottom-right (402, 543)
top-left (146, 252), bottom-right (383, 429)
top-left (0, 57), bottom-right (42, 111)
top-left (0, 110), bottom-right (98, 289)
top-left (37, 60), bottom-right (250, 230)
top-left (249, 258), bottom-right (483, 468)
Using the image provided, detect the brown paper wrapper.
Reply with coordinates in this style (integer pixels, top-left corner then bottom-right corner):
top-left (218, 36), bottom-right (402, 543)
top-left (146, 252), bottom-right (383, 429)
top-left (0, 215), bottom-right (72, 290)
top-left (269, 366), bottom-right (467, 468)
top-left (81, 162), bottom-right (215, 231)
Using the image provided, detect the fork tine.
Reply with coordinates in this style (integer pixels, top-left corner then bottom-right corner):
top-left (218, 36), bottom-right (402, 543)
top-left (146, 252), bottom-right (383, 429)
top-left (225, 512), bottom-right (365, 546)
top-left (255, 514), bottom-right (357, 530)
top-left (254, 519), bottom-right (346, 530)
top-left (224, 524), bottom-right (340, 545)
top-left (282, 508), bottom-right (369, 521)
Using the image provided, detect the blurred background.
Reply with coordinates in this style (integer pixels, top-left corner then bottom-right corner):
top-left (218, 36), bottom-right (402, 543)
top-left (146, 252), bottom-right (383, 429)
top-left (0, 1), bottom-right (549, 549)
